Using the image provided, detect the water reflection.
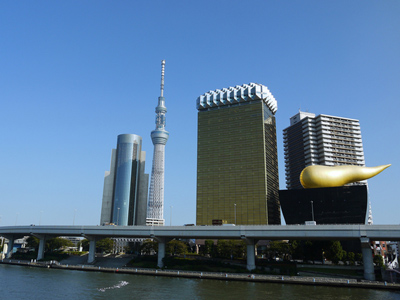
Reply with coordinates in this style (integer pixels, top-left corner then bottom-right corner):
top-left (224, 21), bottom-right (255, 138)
top-left (1, 264), bottom-right (399, 300)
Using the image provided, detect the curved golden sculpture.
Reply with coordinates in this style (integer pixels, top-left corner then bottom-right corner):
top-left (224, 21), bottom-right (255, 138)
top-left (300, 164), bottom-right (391, 189)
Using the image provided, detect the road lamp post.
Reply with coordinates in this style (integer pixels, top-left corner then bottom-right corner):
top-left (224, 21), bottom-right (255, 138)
top-left (117, 207), bottom-right (120, 226)
top-left (234, 203), bottom-right (237, 225)
top-left (311, 201), bottom-right (315, 222)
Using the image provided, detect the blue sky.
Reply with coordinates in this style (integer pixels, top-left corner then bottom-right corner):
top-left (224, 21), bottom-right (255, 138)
top-left (0, 1), bottom-right (399, 226)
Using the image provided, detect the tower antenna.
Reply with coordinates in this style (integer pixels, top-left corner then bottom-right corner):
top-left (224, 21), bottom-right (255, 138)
top-left (160, 60), bottom-right (165, 97)
top-left (147, 60), bottom-right (169, 226)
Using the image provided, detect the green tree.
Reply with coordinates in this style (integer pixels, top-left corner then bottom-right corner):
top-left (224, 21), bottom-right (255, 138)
top-left (269, 241), bottom-right (292, 261)
top-left (96, 238), bottom-right (114, 253)
top-left (289, 240), bottom-right (303, 260)
top-left (217, 240), bottom-right (232, 259)
top-left (324, 241), bottom-right (344, 264)
top-left (342, 250), bottom-right (347, 265)
top-left (26, 236), bottom-right (40, 251)
top-left (347, 252), bottom-right (355, 265)
top-left (166, 240), bottom-right (187, 256)
top-left (203, 240), bottom-right (214, 256)
top-left (81, 239), bottom-right (90, 251)
top-left (356, 253), bottom-right (363, 264)
top-left (141, 239), bottom-right (158, 255)
top-left (232, 240), bottom-right (246, 259)
top-left (216, 240), bottom-right (246, 259)
top-left (288, 240), bottom-right (323, 262)
top-left (373, 254), bottom-right (384, 267)
top-left (46, 237), bottom-right (73, 252)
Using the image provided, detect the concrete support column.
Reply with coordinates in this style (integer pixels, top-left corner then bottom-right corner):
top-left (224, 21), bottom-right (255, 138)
top-left (88, 238), bottom-right (97, 264)
top-left (243, 238), bottom-right (256, 271)
top-left (0, 237), bottom-right (5, 259)
top-left (361, 237), bottom-right (375, 281)
top-left (1, 238), bottom-right (6, 259)
top-left (157, 238), bottom-right (166, 268)
top-left (5, 236), bottom-right (14, 259)
top-left (2, 244), bottom-right (7, 260)
top-left (37, 236), bottom-right (46, 261)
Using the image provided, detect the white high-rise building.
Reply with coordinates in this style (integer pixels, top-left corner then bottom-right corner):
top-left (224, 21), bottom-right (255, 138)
top-left (283, 111), bottom-right (366, 190)
top-left (146, 60), bottom-right (169, 226)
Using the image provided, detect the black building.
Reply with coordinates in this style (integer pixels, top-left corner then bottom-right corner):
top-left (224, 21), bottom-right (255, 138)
top-left (279, 185), bottom-right (368, 225)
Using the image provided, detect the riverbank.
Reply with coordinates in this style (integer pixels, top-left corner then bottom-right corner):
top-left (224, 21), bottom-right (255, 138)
top-left (1, 259), bottom-right (399, 291)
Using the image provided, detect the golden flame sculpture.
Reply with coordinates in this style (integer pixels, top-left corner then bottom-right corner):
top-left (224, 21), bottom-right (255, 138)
top-left (300, 164), bottom-right (391, 189)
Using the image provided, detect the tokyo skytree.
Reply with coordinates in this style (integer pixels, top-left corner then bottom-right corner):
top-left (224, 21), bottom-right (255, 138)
top-left (146, 60), bottom-right (169, 226)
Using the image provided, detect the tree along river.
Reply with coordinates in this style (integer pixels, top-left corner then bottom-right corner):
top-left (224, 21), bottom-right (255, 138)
top-left (1, 264), bottom-right (399, 300)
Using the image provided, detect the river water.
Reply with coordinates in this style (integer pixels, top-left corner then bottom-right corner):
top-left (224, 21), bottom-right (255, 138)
top-left (1, 264), bottom-right (399, 300)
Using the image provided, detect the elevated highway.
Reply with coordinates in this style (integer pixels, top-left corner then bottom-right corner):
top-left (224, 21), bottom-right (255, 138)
top-left (2, 224), bottom-right (399, 281)
top-left (1, 224), bottom-right (399, 240)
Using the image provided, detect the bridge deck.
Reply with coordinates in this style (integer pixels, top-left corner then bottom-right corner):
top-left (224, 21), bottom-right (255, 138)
top-left (1, 224), bottom-right (399, 241)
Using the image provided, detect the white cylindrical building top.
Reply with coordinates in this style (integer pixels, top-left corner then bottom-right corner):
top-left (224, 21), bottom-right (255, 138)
top-left (196, 82), bottom-right (277, 114)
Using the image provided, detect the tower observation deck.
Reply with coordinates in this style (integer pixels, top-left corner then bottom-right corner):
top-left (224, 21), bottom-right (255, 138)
top-left (146, 60), bottom-right (169, 226)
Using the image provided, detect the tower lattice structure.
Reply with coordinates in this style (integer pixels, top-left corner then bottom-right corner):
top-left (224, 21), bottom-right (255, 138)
top-left (146, 60), bottom-right (169, 226)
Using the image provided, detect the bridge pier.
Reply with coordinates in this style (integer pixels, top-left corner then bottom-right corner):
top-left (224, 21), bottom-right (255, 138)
top-left (361, 237), bottom-right (375, 281)
top-left (36, 235), bottom-right (47, 261)
top-left (87, 237), bottom-right (97, 264)
top-left (243, 238), bottom-right (257, 271)
top-left (4, 235), bottom-right (14, 259)
top-left (154, 237), bottom-right (166, 268)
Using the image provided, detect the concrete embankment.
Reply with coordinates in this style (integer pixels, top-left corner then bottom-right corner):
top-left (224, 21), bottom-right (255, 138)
top-left (1, 259), bottom-right (399, 291)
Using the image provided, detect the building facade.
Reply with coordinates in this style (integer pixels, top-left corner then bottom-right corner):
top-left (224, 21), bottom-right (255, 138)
top-left (146, 60), bottom-right (169, 226)
top-left (279, 185), bottom-right (368, 225)
top-left (283, 111), bottom-right (366, 189)
top-left (100, 134), bottom-right (149, 226)
top-left (196, 83), bottom-right (280, 225)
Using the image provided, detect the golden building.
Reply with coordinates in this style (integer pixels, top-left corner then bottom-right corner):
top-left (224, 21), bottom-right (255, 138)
top-left (196, 83), bottom-right (280, 225)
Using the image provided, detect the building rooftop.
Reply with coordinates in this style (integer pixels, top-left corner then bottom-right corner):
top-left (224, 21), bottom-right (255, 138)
top-left (196, 83), bottom-right (277, 114)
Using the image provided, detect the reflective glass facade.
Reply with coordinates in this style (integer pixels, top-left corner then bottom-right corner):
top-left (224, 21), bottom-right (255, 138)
top-left (196, 101), bottom-right (280, 225)
top-left (112, 134), bottom-right (143, 226)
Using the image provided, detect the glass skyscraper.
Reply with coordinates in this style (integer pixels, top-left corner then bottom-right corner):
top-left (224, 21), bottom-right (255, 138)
top-left (196, 83), bottom-right (280, 225)
top-left (100, 134), bottom-right (149, 226)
